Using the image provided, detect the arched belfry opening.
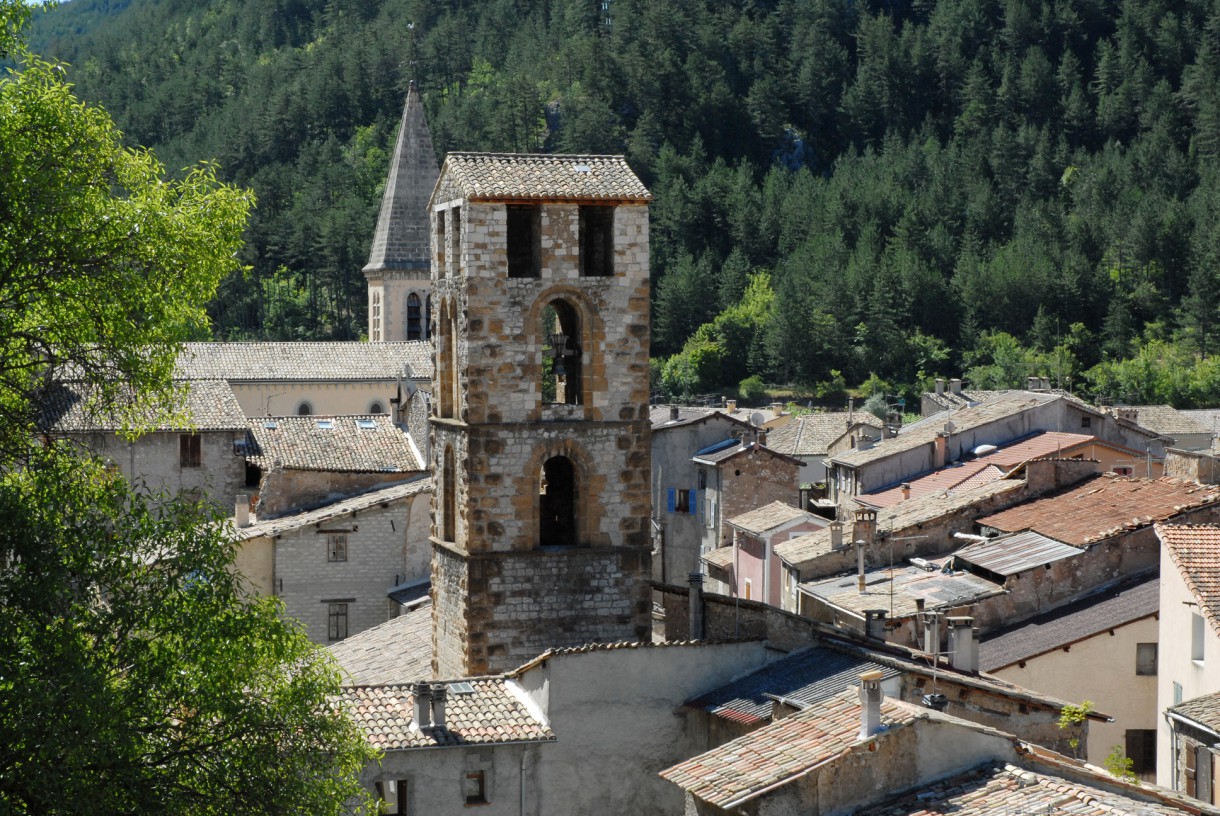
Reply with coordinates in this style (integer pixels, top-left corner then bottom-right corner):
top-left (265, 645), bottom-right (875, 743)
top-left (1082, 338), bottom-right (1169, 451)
top-left (539, 455), bottom-right (577, 547)
top-left (442, 445), bottom-right (456, 543)
top-left (541, 299), bottom-right (583, 405)
top-left (407, 293), bottom-right (423, 340)
top-left (438, 299), bottom-right (458, 419)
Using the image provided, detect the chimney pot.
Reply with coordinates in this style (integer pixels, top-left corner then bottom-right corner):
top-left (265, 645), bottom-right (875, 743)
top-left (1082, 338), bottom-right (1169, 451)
top-left (900, 483), bottom-right (911, 501)
top-left (935, 378), bottom-right (944, 396)
top-left (430, 683), bottom-right (448, 728)
top-left (235, 494), bottom-right (250, 528)
top-left (726, 399), bottom-right (737, 414)
top-left (771, 402), bottom-right (784, 418)
top-left (855, 539), bottom-right (867, 591)
top-left (948, 617), bottom-right (979, 673)
top-left (829, 520), bottom-right (844, 551)
top-left (864, 609), bottom-right (888, 640)
top-left (949, 378), bottom-right (962, 396)
top-left (858, 670), bottom-right (884, 738)
top-left (412, 682), bottom-right (432, 729)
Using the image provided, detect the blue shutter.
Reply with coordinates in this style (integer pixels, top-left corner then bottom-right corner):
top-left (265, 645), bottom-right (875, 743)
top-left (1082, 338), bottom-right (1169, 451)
top-left (689, 488), bottom-right (699, 516)
top-left (667, 488), bottom-right (676, 513)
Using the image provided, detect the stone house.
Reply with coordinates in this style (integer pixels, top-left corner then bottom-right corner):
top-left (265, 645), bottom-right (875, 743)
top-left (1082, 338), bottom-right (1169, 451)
top-left (980, 575), bottom-right (1160, 778)
top-left (692, 440), bottom-right (803, 559)
top-left (1126, 405), bottom-right (1215, 452)
top-left (650, 406), bottom-right (757, 583)
top-left (765, 410), bottom-right (883, 487)
top-left (1155, 523), bottom-right (1220, 798)
top-left (42, 378), bottom-right (247, 508)
top-left (706, 501), bottom-right (828, 606)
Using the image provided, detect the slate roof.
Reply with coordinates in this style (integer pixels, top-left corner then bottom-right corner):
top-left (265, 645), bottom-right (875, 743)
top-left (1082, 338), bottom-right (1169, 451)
top-left (176, 341), bottom-right (432, 381)
top-left (955, 530), bottom-right (1085, 577)
top-left (687, 645), bottom-right (900, 725)
top-left (1125, 405), bottom-right (1213, 437)
top-left (727, 501), bottom-right (812, 536)
top-left (1157, 523), bottom-right (1220, 638)
top-left (978, 474), bottom-right (1220, 547)
top-left (921, 388), bottom-right (1023, 413)
top-left (341, 678), bottom-right (555, 751)
top-left (1181, 409), bottom-right (1220, 436)
top-left (766, 412), bottom-right (883, 458)
top-left (660, 691), bottom-right (921, 809)
top-left (978, 574), bottom-right (1159, 671)
top-left (246, 414), bottom-right (423, 472)
top-left (856, 760), bottom-right (1204, 816)
top-left (800, 559), bottom-right (1004, 619)
top-left (775, 478), bottom-right (1025, 571)
top-left (1169, 691), bottom-right (1220, 735)
top-left (329, 599), bottom-right (434, 685)
top-left (41, 379), bottom-right (247, 432)
top-left (438, 153), bottom-right (651, 202)
top-left (235, 478), bottom-right (431, 539)
top-left (857, 431), bottom-right (1120, 509)
top-left (832, 393), bottom-right (1091, 468)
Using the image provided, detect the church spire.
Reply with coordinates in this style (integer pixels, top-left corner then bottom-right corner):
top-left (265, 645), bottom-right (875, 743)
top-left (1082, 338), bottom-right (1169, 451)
top-left (363, 81), bottom-right (438, 279)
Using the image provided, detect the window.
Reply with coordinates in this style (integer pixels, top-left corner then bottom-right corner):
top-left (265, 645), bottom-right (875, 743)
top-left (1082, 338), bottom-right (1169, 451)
top-left (539, 455), bottom-right (577, 547)
top-left (463, 770), bottom-right (487, 805)
top-left (376, 779), bottom-right (408, 815)
top-left (1115, 466), bottom-right (1134, 476)
top-left (449, 206), bottom-right (461, 275)
top-left (1081, 416), bottom-right (1092, 428)
top-left (179, 433), bottom-right (202, 468)
top-left (368, 402), bottom-right (385, 415)
top-left (425, 294), bottom-right (433, 340)
top-left (541, 300), bottom-right (582, 405)
top-left (370, 290), bottom-right (382, 341)
top-left (1193, 612), bottom-right (1206, 662)
top-left (1126, 730), bottom-right (1156, 780)
top-left (579, 205), bottom-right (614, 276)
top-left (1136, 642), bottom-right (1158, 675)
top-left (436, 211), bottom-right (446, 274)
top-left (327, 602), bottom-right (350, 641)
top-left (442, 446), bottom-right (456, 542)
top-left (506, 205), bottom-right (540, 278)
top-left (327, 533), bottom-right (348, 562)
top-left (667, 488), bottom-right (698, 515)
top-left (297, 401), bottom-right (313, 416)
top-left (407, 293), bottom-right (423, 340)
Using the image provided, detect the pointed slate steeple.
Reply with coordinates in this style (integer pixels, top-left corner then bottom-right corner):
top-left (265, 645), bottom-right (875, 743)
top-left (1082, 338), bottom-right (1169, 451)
top-left (364, 81), bottom-right (438, 280)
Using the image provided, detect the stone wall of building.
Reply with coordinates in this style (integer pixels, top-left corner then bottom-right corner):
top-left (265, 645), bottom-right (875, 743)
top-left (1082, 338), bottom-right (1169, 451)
top-left (258, 468), bottom-right (415, 518)
top-left (80, 429), bottom-right (245, 510)
top-left (710, 449), bottom-right (800, 551)
top-left (230, 381), bottom-right (403, 419)
top-left (1165, 447), bottom-right (1220, 484)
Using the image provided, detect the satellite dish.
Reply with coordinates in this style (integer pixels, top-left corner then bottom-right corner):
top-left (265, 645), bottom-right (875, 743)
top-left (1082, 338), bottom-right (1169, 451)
top-left (751, 412), bottom-right (766, 427)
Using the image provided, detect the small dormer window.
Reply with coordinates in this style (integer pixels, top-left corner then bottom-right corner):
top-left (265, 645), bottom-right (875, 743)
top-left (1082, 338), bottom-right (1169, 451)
top-left (507, 205), bottom-right (541, 278)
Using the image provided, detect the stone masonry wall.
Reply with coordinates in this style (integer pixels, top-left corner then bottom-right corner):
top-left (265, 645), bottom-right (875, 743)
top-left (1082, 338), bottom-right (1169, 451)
top-left (82, 429), bottom-right (245, 510)
top-left (713, 449), bottom-right (800, 551)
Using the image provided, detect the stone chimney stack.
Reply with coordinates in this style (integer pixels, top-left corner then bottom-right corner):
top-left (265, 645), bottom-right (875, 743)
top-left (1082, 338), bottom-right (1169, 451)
top-left (858, 670), bottom-right (885, 739)
top-left (852, 507), bottom-right (877, 545)
top-left (949, 378), bottom-right (962, 396)
top-left (771, 402), bottom-right (784, 418)
top-left (689, 571), bottom-right (704, 639)
top-left (669, 404), bottom-right (680, 422)
top-left (948, 617), bottom-right (979, 673)
top-left (235, 494), bottom-right (250, 528)
top-left (922, 611), bottom-right (941, 656)
top-left (855, 539), bottom-right (867, 591)
top-left (933, 432), bottom-right (948, 469)
top-left (430, 683), bottom-right (448, 729)
top-left (935, 378), bottom-right (944, 396)
top-left (864, 609), bottom-right (887, 640)
top-left (412, 681), bottom-right (432, 729)
top-left (829, 520), bottom-right (844, 551)
top-left (900, 483), bottom-right (911, 501)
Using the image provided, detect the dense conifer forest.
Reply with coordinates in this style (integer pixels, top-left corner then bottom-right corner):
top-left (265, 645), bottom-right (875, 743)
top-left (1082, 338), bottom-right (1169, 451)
top-left (24, 0), bottom-right (1220, 406)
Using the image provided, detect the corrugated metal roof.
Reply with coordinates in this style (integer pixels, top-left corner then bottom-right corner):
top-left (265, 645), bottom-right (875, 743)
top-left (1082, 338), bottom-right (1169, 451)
top-left (955, 531), bottom-right (1085, 577)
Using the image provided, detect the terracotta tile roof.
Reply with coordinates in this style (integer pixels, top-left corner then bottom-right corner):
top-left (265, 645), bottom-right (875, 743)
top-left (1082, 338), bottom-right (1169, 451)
top-left (775, 479), bottom-right (1025, 572)
top-left (766, 412), bottom-right (882, 458)
top-left (40, 379), bottom-right (247, 432)
top-left (800, 560), bottom-right (1004, 619)
top-left (856, 761), bottom-right (1203, 816)
top-left (687, 645), bottom-right (900, 725)
top-left (979, 474), bottom-right (1220, 546)
top-left (235, 478), bottom-right (430, 539)
top-left (1169, 691), bottom-right (1220, 734)
top-left (329, 599), bottom-right (433, 684)
top-left (176, 341), bottom-right (432, 381)
top-left (955, 530), bottom-right (1086, 577)
top-left (341, 678), bottom-right (555, 751)
top-left (979, 574), bottom-right (1159, 671)
top-left (703, 546), bottom-right (735, 569)
top-left (727, 501), bottom-right (812, 536)
top-left (439, 153), bottom-right (651, 202)
top-left (509, 639), bottom-right (749, 676)
top-left (246, 414), bottom-right (423, 472)
top-left (660, 691), bottom-right (921, 808)
top-left (1127, 405), bottom-right (1213, 437)
top-left (832, 393), bottom-right (1069, 468)
top-left (1158, 523), bottom-right (1220, 638)
top-left (858, 432), bottom-right (1110, 509)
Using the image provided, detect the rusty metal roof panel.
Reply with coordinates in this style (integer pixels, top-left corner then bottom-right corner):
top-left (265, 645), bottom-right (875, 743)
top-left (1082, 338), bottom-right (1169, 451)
top-left (955, 531), bottom-right (1085, 576)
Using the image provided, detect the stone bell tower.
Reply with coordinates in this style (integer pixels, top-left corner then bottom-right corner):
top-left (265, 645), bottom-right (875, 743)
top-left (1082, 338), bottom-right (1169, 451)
top-left (363, 81), bottom-right (438, 342)
top-left (429, 153), bottom-right (653, 677)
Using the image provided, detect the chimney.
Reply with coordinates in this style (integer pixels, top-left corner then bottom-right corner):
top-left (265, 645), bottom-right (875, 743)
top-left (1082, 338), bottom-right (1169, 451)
top-left (829, 520), bottom-right (844, 551)
top-left (756, 428), bottom-right (768, 447)
top-left (689, 571), bottom-right (704, 639)
top-left (726, 399), bottom-right (737, 414)
top-left (235, 494), bottom-right (250, 528)
top-left (412, 682), bottom-right (432, 729)
top-left (852, 507), bottom-right (877, 546)
top-left (922, 611), bottom-right (941, 657)
top-left (848, 397), bottom-right (855, 424)
top-left (669, 404), bottom-right (680, 422)
top-left (900, 482), bottom-right (911, 501)
top-left (771, 402), bottom-right (784, 418)
top-left (1116, 407), bottom-right (1139, 423)
top-left (855, 538), bottom-right (867, 591)
top-left (1026, 376), bottom-right (1038, 391)
top-left (858, 670), bottom-right (885, 739)
top-left (864, 609), bottom-right (888, 640)
top-left (948, 617), bottom-right (979, 673)
top-left (935, 378), bottom-right (944, 396)
top-left (933, 432), bottom-right (948, 469)
top-left (949, 378), bottom-right (962, 396)
top-left (884, 410), bottom-right (902, 439)
top-left (430, 683), bottom-right (448, 729)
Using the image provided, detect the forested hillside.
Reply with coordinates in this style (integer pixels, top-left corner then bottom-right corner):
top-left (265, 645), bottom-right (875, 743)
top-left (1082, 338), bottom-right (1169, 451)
top-left (25, 0), bottom-right (1220, 405)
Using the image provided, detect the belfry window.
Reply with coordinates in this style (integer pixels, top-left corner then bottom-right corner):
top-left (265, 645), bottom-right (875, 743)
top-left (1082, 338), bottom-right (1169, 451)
top-left (507, 205), bottom-right (541, 278)
top-left (407, 293), bottom-right (422, 340)
top-left (370, 291), bottom-right (381, 341)
top-left (436, 211), bottom-right (446, 275)
top-left (449, 206), bottom-right (462, 276)
top-left (539, 455), bottom-right (576, 547)
top-left (579, 206), bottom-right (614, 277)
top-left (541, 300), bottom-right (582, 405)
top-left (438, 300), bottom-right (457, 419)
top-left (442, 445), bottom-right (456, 543)
top-left (425, 294), bottom-right (433, 340)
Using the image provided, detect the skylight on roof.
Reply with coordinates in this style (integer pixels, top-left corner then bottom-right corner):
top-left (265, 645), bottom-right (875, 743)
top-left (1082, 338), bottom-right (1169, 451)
top-left (356, 418), bottom-right (377, 430)
top-left (262, 420), bottom-right (278, 430)
top-left (449, 681), bottom-right (475, 695)
top-left (573, 164), bottom-right (591, 173)
top-left (316, 419), bottom-right (334, 430)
